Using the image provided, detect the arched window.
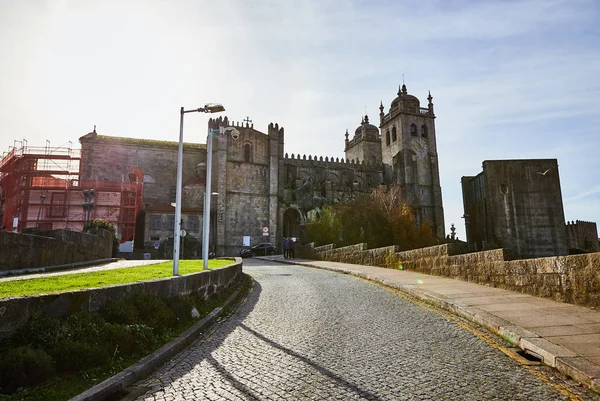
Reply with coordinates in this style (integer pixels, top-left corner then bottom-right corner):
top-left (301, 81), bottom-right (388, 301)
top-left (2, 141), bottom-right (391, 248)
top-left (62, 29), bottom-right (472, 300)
top-left (410, 124), bottom-right (417, 136)
top-left (143, 175), bottom-right (155, 183)
top-left (421, 125), bottom-right (428, 137)
top-left (392, 126), bottom-right (397, 142)
top-left (244, 143), bottom-right (252, 163)
top-left (385, 130), bottom-right (390, 146)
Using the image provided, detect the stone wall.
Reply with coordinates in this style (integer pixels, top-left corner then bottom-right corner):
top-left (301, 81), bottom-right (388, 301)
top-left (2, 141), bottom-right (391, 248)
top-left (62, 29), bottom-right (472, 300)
top-left (297, 243), bottom-right (399, 268)
top-left (299, 242), bottom-right (600, 308)
top-left (566, 220), bottom-right (600, 252)
top-left (0, 259), bottom-right (242, 340)
top-left (396, 241), bottom-right (470, 261)
top-left (0, 229), bottom-right (112, 272)
top-left (463, 159), bottom-right (568, 259)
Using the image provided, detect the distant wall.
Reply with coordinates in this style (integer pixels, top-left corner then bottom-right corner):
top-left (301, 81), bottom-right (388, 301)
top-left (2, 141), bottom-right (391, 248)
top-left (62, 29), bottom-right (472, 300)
top-left (0, 260), bottom-right (242, 340)
top-left (566, 220), bottom-right (599, 252)
top-left (0, 229), bottom-right (112, 272)
top-left (297, 242), bottom-right (600, 308)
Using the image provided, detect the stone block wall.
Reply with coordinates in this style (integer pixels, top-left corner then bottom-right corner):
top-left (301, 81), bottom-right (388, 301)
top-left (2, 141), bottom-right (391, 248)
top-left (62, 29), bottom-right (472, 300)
top-left (297, 243), bottom-right (400, 268)
top-left (0, 260), bottom-right (242, 340)
top-left (0, 229), bottom-right (112, 271)
top-left (299, 241), bottom-right (600, 308)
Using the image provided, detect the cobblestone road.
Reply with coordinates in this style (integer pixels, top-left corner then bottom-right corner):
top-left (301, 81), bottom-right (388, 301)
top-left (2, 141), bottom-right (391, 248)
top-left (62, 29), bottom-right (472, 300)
top-left (132, 259), bottom-right (575, 400)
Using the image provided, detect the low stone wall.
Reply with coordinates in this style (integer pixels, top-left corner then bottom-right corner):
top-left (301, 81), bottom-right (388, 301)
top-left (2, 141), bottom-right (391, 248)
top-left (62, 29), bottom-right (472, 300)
top-left (299, 242), bottom-right (600, 308)
top-left (396, 241), bottom-right (471, 261)
top-left (298, 243), bottom-right (399, 268)
top-left (0, 259), bottom-right (243, 340)
top-left (0, 229), bottom-right (112, 272)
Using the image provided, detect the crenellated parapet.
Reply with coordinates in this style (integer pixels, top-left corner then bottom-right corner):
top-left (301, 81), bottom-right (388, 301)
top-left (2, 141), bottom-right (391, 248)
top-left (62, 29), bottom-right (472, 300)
top-left (566, 220), bottom-right (599, 252)
top-left (283, 153), bottom-right (383, 171)
top-left (208, 116), bottom-right (256, 130)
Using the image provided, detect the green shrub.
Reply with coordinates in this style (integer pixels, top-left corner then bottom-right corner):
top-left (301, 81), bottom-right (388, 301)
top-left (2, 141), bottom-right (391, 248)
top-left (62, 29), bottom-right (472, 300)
top-left (103, 323), bottom-right (158, 356)
top-left (130, 294), bottom-right (177, 331)
top-left (49, 340), bottom-right (109, 372)
top-left (0, 346), bottom-right (56, 394)
top-left (102, 298), bottom-right (141, 325)
top-left (62, 312), bottom-right (111, 345)
top-left (13, 313), bottom-right (64, 350)
top-left (84, 219), bottom-right (119, 257)
top-left (168, 295), bottom-right (195, 323)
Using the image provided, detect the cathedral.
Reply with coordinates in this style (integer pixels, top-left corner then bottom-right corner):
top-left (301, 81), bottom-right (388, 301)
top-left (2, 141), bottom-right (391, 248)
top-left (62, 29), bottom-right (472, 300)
top-left (78, 83), bottom-right (445, 256)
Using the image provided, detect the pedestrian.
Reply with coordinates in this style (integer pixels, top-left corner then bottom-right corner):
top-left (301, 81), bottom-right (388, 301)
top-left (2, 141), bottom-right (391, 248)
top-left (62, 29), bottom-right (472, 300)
top-left (282, 237), bottom-right (289, 259)
top-left (289, 237), bottom-right (295, 259)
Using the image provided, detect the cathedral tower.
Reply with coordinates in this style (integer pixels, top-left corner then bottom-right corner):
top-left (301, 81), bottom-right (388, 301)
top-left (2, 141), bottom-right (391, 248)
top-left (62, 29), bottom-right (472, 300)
top-left (379, 84), bottom-right (445, 238)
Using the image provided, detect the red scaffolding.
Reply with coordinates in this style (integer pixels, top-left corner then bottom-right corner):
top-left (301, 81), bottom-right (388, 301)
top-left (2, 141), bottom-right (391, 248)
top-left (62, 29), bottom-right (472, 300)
top-left (0, 140), bottom-right (143, 241)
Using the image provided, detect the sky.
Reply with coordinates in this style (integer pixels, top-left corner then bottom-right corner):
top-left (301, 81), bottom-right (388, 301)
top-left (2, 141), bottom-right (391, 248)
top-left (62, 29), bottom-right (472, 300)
top-left (1, 0), bottom-right (599, 239)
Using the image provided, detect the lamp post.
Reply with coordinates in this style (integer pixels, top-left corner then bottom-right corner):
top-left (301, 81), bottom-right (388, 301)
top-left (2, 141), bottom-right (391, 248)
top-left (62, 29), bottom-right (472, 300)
top-left (173, 104), bottom-right (225, 276)
top-left (202, 125), bottom-right (239, 270)
top-left (82, 189), bottom-right (95, 230)
top-left (36, 193), bottom-right (46, 228)
top-left (211, 192), bottom-right (218, 255)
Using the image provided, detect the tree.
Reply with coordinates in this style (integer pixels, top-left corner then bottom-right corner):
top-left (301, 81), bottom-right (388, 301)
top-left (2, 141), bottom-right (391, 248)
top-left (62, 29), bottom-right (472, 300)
top-left (84, 219), bottom-right (119, 257)
top-left (304, 184), bottom-right (436, 251)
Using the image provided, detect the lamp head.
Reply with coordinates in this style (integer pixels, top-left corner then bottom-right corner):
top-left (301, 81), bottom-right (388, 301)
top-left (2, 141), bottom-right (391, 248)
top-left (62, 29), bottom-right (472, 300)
top-left (202, 103), bottom-right (225, 113)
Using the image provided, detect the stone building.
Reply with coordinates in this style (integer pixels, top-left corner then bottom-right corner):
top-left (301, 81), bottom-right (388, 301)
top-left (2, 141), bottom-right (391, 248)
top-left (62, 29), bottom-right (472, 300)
top-left (566, 220), bottom-right (599, 252)
top-left (78, 83), bottom-right (446, 256)
top-left (461, 159), bottom-right (568, 259)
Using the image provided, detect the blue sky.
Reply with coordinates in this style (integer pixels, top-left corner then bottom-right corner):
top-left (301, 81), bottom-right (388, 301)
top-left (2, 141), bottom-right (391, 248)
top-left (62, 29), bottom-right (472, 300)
top-left (1, 0), bottom-right (599, 239)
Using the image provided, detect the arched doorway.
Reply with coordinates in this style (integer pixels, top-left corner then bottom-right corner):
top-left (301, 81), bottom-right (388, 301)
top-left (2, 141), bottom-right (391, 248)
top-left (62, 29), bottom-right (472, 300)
top-left (283, 208), bottom-right (302, 240)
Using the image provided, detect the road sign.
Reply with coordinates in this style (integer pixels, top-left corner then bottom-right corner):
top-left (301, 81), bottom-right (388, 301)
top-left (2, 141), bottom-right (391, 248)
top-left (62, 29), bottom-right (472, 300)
top-left (153, 242), bottom-right (160, 250)
top-left (262, 226), bottom-right (269, 236)
top-left (181, 229), bottom-right (187, 237)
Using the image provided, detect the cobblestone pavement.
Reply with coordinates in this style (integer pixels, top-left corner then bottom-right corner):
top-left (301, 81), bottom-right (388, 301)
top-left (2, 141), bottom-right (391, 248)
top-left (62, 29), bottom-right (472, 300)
top-left (131, 259), bottom-right (579, 401)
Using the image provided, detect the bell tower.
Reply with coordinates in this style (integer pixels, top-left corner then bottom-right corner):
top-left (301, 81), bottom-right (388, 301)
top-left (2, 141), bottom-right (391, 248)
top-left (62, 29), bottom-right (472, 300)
top-left (379, 83), bottom-right (445, 238)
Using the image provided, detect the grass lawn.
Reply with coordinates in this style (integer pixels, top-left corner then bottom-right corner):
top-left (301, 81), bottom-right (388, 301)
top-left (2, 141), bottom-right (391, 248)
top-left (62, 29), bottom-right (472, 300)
top-left (0, 259), bottom-right (233, 298)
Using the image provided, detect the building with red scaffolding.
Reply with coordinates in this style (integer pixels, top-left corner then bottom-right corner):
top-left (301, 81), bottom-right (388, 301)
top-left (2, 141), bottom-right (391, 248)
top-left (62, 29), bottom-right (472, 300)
top-left (0, 140), bottom-right (143, 242)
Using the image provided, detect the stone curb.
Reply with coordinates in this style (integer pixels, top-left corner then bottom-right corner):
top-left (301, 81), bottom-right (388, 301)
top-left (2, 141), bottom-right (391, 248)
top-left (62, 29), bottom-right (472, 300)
top-left (69, 285), bottom-right (244, 401)
top-left (265, 257), bottom-right (600, 394)
top-left (0, 258), bottom-right (121, 277)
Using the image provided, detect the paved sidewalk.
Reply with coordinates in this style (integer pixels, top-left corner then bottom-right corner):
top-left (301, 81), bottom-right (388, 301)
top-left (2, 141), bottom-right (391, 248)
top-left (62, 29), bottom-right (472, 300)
top-left (259, 255), bottom-right (600, 393)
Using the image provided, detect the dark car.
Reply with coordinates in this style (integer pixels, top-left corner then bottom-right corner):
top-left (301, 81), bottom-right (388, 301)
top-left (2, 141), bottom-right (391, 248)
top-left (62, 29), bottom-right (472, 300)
top-left (251, 243), bottom-right (277, 256)
top-left (239, 248), bottom-right (253, 258)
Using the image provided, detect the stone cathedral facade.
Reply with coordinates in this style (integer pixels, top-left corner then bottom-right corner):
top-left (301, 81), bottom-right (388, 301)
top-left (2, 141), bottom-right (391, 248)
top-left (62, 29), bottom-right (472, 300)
top-left (79, 83), bottom-right (445, 256)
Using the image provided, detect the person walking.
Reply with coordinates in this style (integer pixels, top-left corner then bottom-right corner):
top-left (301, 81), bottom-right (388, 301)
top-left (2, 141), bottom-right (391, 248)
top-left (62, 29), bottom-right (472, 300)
top-left (289, 237), bottom-right (295, 259)
top-left (282, 237), bottom-right (290, 259)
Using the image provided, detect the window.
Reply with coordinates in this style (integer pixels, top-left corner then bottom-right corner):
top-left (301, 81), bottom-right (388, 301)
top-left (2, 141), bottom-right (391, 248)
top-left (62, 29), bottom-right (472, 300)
top-left (392, 126), bottom-right (397, 142)
top-left (385, 130), bottom-right (390, 146)
top-left (123, 191), bottom-right (135, 207)
top-left (49, 192), bottom-right (66, 217)
top-left (244, 143), bottom-right (252, 163)
top-left (165, 215), bottom-right (175, 231)
top-left (421, 125), bottom-right (428, 137)
top-left (169, 186), bottom-right (176, 203)
top-left (143, 175), bottom-right (155, 183)
top-left (187, 216), bottom-right (200, 231)
top-left (410, 124), bottom-right (417, 136)
top-left (150, 214), bottom-right (161, 230)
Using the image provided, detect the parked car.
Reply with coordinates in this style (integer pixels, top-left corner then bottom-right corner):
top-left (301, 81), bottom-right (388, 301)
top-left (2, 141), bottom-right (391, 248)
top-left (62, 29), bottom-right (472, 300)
top-left (251, 243), bottom-right (277, 256)
top-left (239, 248), bottom-right (253, 258)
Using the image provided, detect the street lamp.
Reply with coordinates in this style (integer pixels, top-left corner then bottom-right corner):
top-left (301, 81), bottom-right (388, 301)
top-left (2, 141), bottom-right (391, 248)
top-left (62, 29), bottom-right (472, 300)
top-left (202, 125), bottom-right (239, 269)
top-left (173, 104), bottom-right (225, 276)
top-left (82, 189), bottom-right (95, 230)
top-left (36, 193), bottom-right (46, 228)
top-left (211, 192), bottom-right (218, 256)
